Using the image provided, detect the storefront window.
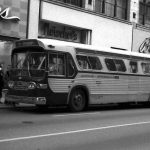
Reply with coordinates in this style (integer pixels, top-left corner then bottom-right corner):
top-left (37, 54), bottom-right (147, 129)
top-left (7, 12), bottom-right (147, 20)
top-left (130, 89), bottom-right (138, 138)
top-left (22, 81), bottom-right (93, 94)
top-left (0, 40), bottom-right (13, 73)
top-left (139, 0), bottom-right (150, 27)
top-left (39, 21), bottom-right (91, 44)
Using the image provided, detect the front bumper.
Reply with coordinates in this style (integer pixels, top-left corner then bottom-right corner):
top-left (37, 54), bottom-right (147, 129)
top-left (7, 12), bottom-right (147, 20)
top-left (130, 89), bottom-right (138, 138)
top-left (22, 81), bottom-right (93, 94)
top-left (5, 95), bottom-right (46, 105)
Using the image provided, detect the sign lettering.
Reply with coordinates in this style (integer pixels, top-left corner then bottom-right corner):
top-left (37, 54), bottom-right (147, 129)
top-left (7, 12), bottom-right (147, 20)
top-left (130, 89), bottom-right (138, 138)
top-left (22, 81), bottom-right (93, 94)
top-left (48, 26), bottom-right (78, 41)
top-left (0, 7), bottom-right (20, 21)
top-left (40, 22), bottom-right (81, 42)
top-left (139, 37), bottom-right (150, 53)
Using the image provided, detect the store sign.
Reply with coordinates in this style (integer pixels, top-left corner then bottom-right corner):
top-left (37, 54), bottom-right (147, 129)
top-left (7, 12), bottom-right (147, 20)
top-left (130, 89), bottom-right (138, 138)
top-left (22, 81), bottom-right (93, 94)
top-left (139, 37), bottom-right (150, 53)
top-left (48, 26), bottom-right (78, 41)
top-left (40, 22), bottom-right (81, 42)
top-left (0, 7), bottom-right (20, 21)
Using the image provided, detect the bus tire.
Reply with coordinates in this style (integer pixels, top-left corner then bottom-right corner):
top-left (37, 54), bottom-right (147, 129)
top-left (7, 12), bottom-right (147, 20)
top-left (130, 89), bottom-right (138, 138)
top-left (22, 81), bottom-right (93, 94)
top-left (69, 88), bottom-right (86, 112)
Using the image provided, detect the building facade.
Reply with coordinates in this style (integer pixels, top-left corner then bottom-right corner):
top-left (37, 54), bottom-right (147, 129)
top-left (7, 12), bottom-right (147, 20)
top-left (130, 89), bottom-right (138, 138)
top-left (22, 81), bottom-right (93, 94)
top-left (1, 0), bottom-right (150, 72)
top-left (27, 0), bottom-right (150, 53)
top-left (0, 0), bottom-right (29, 72)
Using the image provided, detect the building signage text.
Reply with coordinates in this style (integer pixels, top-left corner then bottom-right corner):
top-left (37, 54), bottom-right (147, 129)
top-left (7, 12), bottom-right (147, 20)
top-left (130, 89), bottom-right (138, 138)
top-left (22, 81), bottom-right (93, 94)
top-left (139, 37), bottom-right (150, 53)
top-left (0, 7), bottom-right (20, 21)
top-left (48, 26), bottom-right (78, 41)
top-left (39, 22), bottom-right (81, 42)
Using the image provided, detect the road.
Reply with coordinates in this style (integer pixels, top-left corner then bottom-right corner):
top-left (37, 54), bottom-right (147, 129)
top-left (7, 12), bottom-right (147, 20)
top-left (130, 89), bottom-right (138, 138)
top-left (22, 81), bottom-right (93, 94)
top-left (0, 104), bottom-right (150, 150)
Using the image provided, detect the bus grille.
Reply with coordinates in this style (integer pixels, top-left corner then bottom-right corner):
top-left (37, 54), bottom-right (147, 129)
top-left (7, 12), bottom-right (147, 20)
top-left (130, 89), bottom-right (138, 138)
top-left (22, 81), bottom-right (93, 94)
top-left (14, 81), bottom-right (28, 90)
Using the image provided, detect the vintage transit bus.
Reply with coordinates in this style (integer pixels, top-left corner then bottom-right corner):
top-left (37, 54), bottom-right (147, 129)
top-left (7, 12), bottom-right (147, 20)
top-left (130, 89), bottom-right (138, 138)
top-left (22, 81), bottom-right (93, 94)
top-left (5, 39), bottom-right (150, 111)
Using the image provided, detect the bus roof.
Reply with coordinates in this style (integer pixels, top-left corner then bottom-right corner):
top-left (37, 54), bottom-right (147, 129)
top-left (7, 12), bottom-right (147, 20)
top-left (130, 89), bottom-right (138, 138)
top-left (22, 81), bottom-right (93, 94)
top-left (14, 38), bottom-right (150, 59)
top-left (37, 39), bottom-right (150, 59)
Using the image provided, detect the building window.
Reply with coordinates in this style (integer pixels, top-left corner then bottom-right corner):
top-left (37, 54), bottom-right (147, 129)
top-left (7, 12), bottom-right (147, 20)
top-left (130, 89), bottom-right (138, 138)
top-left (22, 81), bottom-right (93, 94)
top-left (53, 0), bottom-right (128, 20)
top-left (39, 21), bottom-right (91, 44)
top-left (100, 0), bottom-right (128, 20)
top-left (54, 0), bottom-right (83, 7)
top-left (139, 0), bottom-right (150, 27)
top-left (0, 40), bottom-right (13, 73)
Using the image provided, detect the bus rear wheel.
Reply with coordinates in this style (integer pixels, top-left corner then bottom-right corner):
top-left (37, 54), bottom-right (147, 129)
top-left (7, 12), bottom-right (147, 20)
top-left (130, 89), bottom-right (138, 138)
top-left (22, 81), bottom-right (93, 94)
top-left (69, 89), bottom-right (86, 112)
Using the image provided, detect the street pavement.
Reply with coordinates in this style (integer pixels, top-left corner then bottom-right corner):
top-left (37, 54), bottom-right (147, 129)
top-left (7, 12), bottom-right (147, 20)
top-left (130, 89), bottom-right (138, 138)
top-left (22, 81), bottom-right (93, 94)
top-left (1, 105), bottom-right (150, 150)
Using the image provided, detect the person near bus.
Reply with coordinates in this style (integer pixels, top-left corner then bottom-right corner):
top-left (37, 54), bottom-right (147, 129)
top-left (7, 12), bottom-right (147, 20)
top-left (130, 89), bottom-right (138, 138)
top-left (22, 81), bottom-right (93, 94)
top-left (0, 65), bottom-right (4, 99)
top-left (49, 57), bottom-right (57, 74)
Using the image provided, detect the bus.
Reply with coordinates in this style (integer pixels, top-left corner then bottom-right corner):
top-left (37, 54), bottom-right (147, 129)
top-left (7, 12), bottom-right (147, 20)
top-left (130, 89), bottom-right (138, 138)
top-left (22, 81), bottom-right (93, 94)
top-left (5, 38), bottom-right (150, 111)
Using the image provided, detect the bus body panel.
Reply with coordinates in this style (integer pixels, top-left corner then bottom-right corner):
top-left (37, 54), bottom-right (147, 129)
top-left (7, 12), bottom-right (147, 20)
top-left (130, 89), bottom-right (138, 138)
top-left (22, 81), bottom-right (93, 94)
top-left (48, 78), bottom-right (73, 93)
top-left (47, 72), bottom-right (150, 105)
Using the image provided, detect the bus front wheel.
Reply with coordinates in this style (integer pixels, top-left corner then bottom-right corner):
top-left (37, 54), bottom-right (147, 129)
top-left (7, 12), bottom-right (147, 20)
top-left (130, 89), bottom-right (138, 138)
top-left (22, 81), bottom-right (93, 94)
top-left (69, 89), bottom-right (86, 112)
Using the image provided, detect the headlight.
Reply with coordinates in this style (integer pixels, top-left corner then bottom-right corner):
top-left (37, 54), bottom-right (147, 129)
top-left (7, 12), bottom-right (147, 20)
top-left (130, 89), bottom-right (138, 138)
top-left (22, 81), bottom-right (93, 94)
top-left (8, 81), bottom-right (14, 88)
top-left (37, 83), bottom-right (48, 89)
top-left (28, 82), bottom-right (36, 89)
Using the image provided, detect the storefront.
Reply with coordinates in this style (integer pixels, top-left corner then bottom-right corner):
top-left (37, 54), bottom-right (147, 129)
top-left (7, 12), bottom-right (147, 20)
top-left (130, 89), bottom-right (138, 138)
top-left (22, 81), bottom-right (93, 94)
top-left (39, 21), bottom-right (91, 44)
top-left (37, 1), bottom-right (132, 50)
top-left (0, 0), bottom-right (29, 72)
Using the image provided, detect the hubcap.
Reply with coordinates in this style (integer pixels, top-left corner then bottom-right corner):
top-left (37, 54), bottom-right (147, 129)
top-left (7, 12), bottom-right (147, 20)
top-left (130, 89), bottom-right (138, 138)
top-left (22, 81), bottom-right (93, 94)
top-left (74, 94), bottom-right (82, 106)
top-left (72, 90), bottom-right (85, 109)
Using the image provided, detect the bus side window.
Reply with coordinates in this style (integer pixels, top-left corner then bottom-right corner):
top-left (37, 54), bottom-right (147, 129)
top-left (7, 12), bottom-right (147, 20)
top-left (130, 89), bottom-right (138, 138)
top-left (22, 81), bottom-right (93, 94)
top-left (67, 54), bottom-right (75, 77)
top-left (141, 62), bottom-right (150, 74)
top-left (76, 55), bottom-right (91, 70)
top-left (130, 61), bottom-right (138, 73)
top-left (105, 58), bottom-right (116, 71)
top-left (49, 53), bottom-right (57, 75)
top-left (48, 53), bottom-right (66, 76)
top-left (88, 56), bottom-right (102, 70)
top-left (114, 59), bottom-right (126, 72)
top-left (58, 54), bottom-right (65, 75)
top-left (141, 63), bottom-right (146, 74)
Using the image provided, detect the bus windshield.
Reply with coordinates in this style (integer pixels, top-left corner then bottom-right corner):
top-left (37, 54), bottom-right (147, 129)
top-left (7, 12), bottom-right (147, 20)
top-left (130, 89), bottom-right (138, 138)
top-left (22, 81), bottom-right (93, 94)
top-left (11, 52), bottom-right (46, 78)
